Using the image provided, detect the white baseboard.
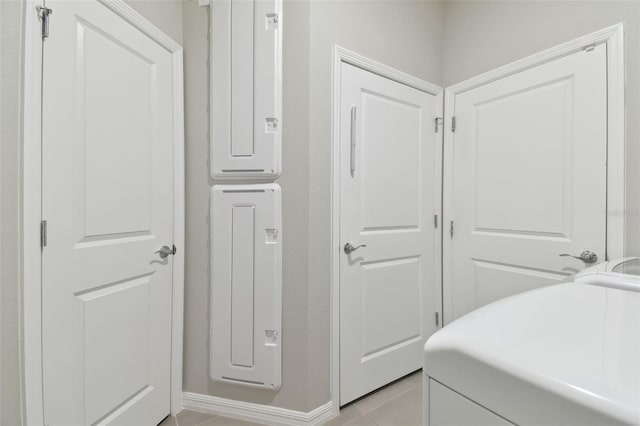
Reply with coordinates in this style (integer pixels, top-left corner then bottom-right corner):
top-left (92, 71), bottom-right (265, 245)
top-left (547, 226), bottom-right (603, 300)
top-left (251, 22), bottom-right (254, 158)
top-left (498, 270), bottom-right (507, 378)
top-left (182, 392), bottom-right (335, 426)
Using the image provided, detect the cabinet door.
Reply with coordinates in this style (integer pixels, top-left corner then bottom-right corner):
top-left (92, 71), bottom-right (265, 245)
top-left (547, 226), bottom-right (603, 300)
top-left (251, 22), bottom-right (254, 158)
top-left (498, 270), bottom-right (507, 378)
top-left (210, 184), bottom-right (282, 389)
top-left (210, 0), bottom-right (282, 179)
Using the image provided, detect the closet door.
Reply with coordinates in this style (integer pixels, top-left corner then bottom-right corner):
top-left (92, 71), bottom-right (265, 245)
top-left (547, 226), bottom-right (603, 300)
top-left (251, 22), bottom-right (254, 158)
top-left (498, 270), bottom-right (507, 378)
top-left (339, 63), bottom-right (441, 405)
top-left (444, 45), bottom-right (608, 323)
top-left (41, 0), bottom-right (177, 423)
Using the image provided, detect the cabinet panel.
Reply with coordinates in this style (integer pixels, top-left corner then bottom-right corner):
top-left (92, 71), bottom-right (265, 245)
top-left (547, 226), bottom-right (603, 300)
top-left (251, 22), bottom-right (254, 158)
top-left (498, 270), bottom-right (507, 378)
top-left (211, 0), bottom-right (282, 179)
top-left (210, 184), bottom-right (282, 389)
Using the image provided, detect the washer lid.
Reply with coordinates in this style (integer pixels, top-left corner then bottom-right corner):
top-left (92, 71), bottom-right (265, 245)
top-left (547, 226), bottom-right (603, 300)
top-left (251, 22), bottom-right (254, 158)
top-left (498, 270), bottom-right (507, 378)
top-left (611, 258), bottom-right (640, 275)
top-left (424, 283), bottom-right (640, 426)
top-left (575, 257), bottom-right (640, 292)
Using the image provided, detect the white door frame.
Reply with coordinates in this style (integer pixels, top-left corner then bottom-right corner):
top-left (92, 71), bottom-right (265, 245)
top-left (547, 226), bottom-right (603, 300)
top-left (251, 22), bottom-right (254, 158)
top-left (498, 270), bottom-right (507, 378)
top-left (442, 24), bottom-right (625, 325)
top-left (330, 45), bottom-right (443, 416)
top-left (21, 0), bottom-right (185, 422)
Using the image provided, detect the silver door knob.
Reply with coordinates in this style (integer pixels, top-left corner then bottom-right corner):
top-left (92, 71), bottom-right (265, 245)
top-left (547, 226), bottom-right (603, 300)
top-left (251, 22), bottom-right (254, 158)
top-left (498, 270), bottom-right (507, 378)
top-left (155, 245), bottom-right (177, 259)
top-left (559, 250), bottom-right (598, 264)
top-left (344, 242), bottom-right (366, 255)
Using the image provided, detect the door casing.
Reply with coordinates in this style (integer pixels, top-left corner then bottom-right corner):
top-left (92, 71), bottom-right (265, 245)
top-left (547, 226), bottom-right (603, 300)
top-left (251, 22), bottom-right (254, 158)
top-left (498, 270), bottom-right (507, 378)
top-left (330, 45), bottom-right (444, 416)
top-left (442, 23), bottom-right (625, 325)
top-left (21, 0), bottom-right (185, 422)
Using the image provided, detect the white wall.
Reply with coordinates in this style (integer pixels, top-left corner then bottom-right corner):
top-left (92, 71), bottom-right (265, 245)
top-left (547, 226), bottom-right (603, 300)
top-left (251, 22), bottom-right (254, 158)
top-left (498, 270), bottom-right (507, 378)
top-left (442, 0), bottom-right (640, 256)
top-left (181, 0), bottom-right (445, 412)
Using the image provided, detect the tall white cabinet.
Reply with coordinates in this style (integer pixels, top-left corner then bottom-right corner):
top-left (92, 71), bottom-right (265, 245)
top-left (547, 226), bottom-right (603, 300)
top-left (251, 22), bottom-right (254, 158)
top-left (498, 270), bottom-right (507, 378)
top-left (209, 0), bottom-right (283, 390)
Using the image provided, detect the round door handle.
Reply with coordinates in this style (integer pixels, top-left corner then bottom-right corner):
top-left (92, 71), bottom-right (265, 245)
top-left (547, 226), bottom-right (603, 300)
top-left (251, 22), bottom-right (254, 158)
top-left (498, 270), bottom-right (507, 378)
top-left (559, 250), bottom-right (598, 264)
top-left (344, 242), bottom-right (367, 255)
top-left (155, 245), bottom-right (177, 259)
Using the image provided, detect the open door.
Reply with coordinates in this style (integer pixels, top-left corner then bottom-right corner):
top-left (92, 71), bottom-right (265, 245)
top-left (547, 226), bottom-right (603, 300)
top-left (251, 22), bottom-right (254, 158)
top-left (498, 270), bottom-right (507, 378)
top-left (443, 44), bottom-right (608, 323)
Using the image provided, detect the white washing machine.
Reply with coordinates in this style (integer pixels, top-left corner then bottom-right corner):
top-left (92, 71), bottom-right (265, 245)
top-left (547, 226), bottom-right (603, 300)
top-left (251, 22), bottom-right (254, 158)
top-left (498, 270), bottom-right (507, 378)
top-left (423, 258), bottom-right (640, 426)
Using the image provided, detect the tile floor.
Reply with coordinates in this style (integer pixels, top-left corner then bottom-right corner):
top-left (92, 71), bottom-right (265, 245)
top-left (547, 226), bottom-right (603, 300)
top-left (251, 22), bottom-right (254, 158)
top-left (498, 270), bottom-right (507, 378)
top-left (160, 370), bottom-right (422, 426)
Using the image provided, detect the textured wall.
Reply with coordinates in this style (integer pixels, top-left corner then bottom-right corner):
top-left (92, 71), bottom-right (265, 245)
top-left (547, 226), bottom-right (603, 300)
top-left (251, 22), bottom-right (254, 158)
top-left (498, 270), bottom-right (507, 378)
top-left (1, 0), bottom-right (25, 424)
top-left (442, 0), bottom-right (640, 256)
top-left (181, 0), bottom-right (445, 412)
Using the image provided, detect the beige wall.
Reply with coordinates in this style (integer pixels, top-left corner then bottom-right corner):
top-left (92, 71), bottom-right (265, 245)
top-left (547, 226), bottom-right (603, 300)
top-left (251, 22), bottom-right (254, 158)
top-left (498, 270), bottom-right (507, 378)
top-left (442, 0), bottom-right (640, 256)
top-left (126, 0), bottom-right (183, 44)
top-left (1, 0), bottom-right (25, 424)
top-left (181, 0), bottom-right (445, 412)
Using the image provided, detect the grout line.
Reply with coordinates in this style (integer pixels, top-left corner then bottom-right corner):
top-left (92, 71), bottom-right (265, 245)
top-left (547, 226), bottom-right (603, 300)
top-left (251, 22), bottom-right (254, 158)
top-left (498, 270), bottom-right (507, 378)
top-left (366, 414), bottom-right (380, 426)
top-left (357, 386), bottom-right (415, 416)
top-left (192, 414), bottom-right (220, 426)
top-left (175, 411), bottom-right (219, 426)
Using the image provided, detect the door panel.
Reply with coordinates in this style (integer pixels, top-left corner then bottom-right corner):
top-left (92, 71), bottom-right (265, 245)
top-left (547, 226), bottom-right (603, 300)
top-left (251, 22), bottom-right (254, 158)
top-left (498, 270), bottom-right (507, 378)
top-left (444, 45), bottom-right (607, 323)
top-left (42, 1), bottom-right (175, 424)
top-left (339, 63), bottom-right (441, 405)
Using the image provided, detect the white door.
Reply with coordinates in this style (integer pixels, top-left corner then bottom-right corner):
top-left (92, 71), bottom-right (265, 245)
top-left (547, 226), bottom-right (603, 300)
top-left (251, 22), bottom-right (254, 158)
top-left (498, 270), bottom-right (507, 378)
top-left (41, 1), bottom-right (176, 424)
top-left (339, 63), bottom-right (441, 405)
top-left (444, 45), bottom-right (607, 323)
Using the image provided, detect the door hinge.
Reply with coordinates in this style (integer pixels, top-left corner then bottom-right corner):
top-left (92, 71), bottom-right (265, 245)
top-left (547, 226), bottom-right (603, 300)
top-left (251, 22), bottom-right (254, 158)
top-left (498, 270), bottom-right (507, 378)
top-left (449, 220), bottom-right (454, 237)
top-left (40, 220), bottom-right (48, 248)
top-left (435, 312), bottom-right (440, 326)
top-left (37, 6), bottom-right (53, 39)
top-left (451, 116), bottom-right (457, 132)
top-left (434, 214), bottom-right (438, 228)
top-left (434, 117), bottom-right (442, 133)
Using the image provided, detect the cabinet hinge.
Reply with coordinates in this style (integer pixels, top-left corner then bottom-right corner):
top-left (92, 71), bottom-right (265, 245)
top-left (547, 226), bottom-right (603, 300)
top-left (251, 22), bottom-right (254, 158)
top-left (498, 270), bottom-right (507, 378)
top-left (37, 6), bottom-right (53, 39)
top-left (583, 42), bottom-right (597, 52)
top-left (435, 312), bottom-right (440, 326)
top-left (434, 214), bottom-right (438, 228)
top-left (434, 117), bottom-right (442, 133)
top-left (451, 116), bottom-right (457, 132)
top-left (41, 220), bottom-right (48, 248)
top-left (266, 13), bottom-right (279, 29)
top-left (449, 220), bottom-right (454, 237)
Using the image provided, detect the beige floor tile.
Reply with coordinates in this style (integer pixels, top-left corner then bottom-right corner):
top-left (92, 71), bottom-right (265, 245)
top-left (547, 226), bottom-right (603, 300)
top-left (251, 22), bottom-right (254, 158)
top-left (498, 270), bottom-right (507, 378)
top-left (403, 370), bottom-right (423, 389)
top-left (344, 415), bottom-right (377, 426)
top-left (321, 403), bottom-right (364, 426)
top-left (366, 388), bottom-right (422, 426)
top-left (175, 409), bottom-right (217, 426)
top-left (159, 415), bottom-right (178, 426)
top-left (353, 378), bottom-right (414, 414)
